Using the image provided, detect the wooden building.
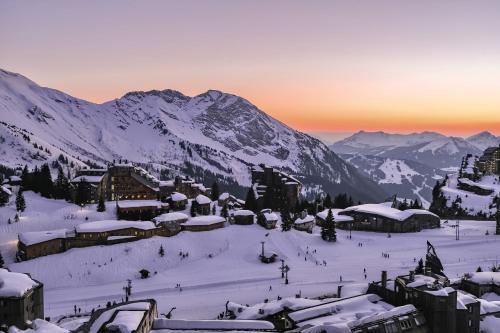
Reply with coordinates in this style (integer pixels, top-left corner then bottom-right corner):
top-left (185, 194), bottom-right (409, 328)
top-left (170, 192), bottom-right (188, 210)
top-left (195, 194), bottom-right (212, 215)
top-left (231, 210), bottom-right (255, 225)
top-left (181, 216), bottom-right (226, 232)
top-left (107, 163), bottom-right (159, 201)
top-left (257, 209), bottom-right (278, 229)
top-left (293, 211), bottom-right (314, 233)
top-left (0, 269), bottom-right (44, 330)
top-left (116, 200), bottom-right (168, 220)
top-left (17, 229), bottom-right (69, 260)
top-left (460, 272), bottom-right (500, 297)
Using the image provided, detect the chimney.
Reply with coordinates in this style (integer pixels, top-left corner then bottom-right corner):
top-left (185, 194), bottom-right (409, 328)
top-left (409, 270), bottom-right (415, 282)
top-left (381, 271), bottom-right (388, 288)
top-left (337, 285), bottom-right (343, 298)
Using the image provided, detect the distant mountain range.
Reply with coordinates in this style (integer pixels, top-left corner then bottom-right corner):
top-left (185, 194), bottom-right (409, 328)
top-left (0, 69), bottom-right (387, 202)
top-left (330, 131), bottom-right (500, 205)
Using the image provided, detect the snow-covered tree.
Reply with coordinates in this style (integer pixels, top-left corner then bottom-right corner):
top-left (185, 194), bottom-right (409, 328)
top-left (280, 206), bottom-right (292, 232)
top-left (159, 245), bottom-right (165, 257)
top-left (211, 182), bottom-right (219, 201)
top-left (97, 194), bottom-right (106, 212)
top-left (16, 191), bottom-right (26, 212)
top-left (220, 204), bottom-right (229, 219)
top-left (244, 187), bottom-right (257, 212)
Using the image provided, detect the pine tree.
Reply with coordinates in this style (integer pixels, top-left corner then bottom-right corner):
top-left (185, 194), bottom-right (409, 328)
top-left (244, 187), bottom-right (257, 212)
top-left (324, 193), bottom-right (332, 209)
top-left (190, 201), bottom-right (198, 217)
top-left (0, 251), bottom-right (4, 268)
top-left (211, 182), bottom-right (220, 201)
top-left (39, 163), bottom-right (54, 198)
top-left (54, 167), bottom-right (70, 200)
top-left (97, 194), bottom-right (106, 212)
top-left (14, 213), bottom-right (20, 222)
top-left (16, 191), bottom-right (26, 212)
top-left (211, 204), bottom-right (216, 215)
top-left (320, 209), bottom-right (337, 242)
top-left (75, 178), bottom-right (89, 206)
top-left (476, 266), bottom-right (483, 272)
top-left (159, 245), bottom-right (165, 257)
top-left (280, 205), bottom-right (292, 231)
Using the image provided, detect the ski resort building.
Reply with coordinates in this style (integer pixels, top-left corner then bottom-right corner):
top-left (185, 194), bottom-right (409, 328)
top-left (0, 268), bottom-right (44, 330)
top-left (107, 163), bottom-right (160, 201)
top-left (218, 192), bottom-right (245, 209)
top-left (180, 216), bottom-right (226, 232)
top-left (315, 208), bottom-right (354, 227)
top-left (69, 168), bottom-right (108, 204)
top-left (251, 164), bottom-right (301, 212)
top-left (368, 270), bottom-right (483, 333)
top-left (257, 209), bottom-right (278, 229)
top-left (194, 194), bottom-right (212, 215)
top-left (116, 200), bottom-right (169, 220)
top-left (460, 272), bottom-right (500, 297)
top-left (170, 192), bottom-right (188, 210)
top-left (337, 204), bottom-right (440, 233)
top-left (17, 229), bottom-right (71, 260)
top-left (293, 211), bottom-right (314, 233)
top-left (476, 145), bottom-right (500, 175)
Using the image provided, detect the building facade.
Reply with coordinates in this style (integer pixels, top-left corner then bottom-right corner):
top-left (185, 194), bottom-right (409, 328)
top-left (476, 145), bottom-right (500, 175)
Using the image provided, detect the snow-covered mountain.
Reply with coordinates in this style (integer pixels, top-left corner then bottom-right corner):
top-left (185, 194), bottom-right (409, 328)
top-left (466, 131), bottom-right (500, 151)
top-left (0, 69), bottom-right (387, 202)
top-left (329, 131), bottom-right (500, 204)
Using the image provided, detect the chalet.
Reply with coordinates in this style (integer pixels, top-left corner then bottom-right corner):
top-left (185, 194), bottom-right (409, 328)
top-left (257, 209), bottom-right (278, 229)
top-left (251, 164), bottom-right (301, 212)
top-left (0, 268), bottom-right (44, 330)
top-left (0, 185), bottom-right (12, 204)
top-left (74, 220), bottom-right (158, 244)
top-left (76, 299), bottom-right (157, 333)
top-left (293, 211), bottom-right (314, 233)
top-left (460, 272), bottom-right (500, 297)
top-left (195, 194), bottom-right (212, 215)
top-left (107, 163), bottom-right (159, 201)
top-left (181, 216), bottom-right (226, 232)
top-left (338, 204), bottom-right (440, 233)
top-left (70, 173), bottom-right (107, 204)
top-left (152, 212), bottom-right (188, 236)
top-left (218, 192), bottom-right (231, 206)
top-left (232, 209), bottom-right (255, 225)
top-left (170, 192), bottom-right (188, 210)
top-left (218, 192), bottom-right (245, 209)
top-left (116, 200), bottom-right (168, 220)
top-left (173, 176), bottom-right (209, 199)
top-left (17, 229), bottom-right (70, 260)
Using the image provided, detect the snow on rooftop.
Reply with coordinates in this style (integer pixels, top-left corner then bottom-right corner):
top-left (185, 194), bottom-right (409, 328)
top-left (182, 216), bottom-right (226, 226)
top-left (295, 215), bottom-right (314, 224)
top-left (233, 210), bottom-right (255, 217)
top-left (153, 319), bottom-right (275, 330)
top-left (263, 212), bottom-right (278, 221)
top-left (0, 268), bottom-right (39, 297)
top-left (154, 212), bottom-right (189, 223)
top-left (458, 178), bottom-right (496, 192)
top-left (406, 274), bottom-right (438, 288)
top-left (89, 302), bottom-right (152, 333)
top-left (71, 175), bottom-right (104, 183)
top-left (195, 194), bottom-right (211, 205)
top-left (219, 192), bottom-right (230, 201)
top-left (341, 204), bottom-right (438, 221)
top-left (76, 220), bottom-right (156, 233)
top-left (468, 272), bottom-right (500, 285)
top-left (19, 229), bottom-right (69, 246)
top-left (8, 319), bottom-right (69, 333)
top-left (228, 297), bottom-right (324, 320)
top-left (116, 200), bottom-right (165, 208)
top-left (159, 180), bottom-right (174, 187)
top-left (316, 209), bottom-right (353, 222)
top-left (106, 310), bottom-right (146, 333)
top-left (171, 192), bottom-right (187, 202)
top-left (10, 175), bottom-right (21, 181)
top-left (351, 304), bottom-right (416, 327)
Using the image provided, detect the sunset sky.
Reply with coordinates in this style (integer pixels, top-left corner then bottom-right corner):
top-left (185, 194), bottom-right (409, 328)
top-left (2, 0), bottom-right (500, 137)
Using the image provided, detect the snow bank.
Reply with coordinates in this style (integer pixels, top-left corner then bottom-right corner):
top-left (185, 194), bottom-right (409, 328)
top-left (153, 319), bottom-right (274, 330)
top-left (19, 229), bottom-right (69, 245)
top-left (8, 319), bottom-right (69, 333)
top-left (76, 220), bottom-right (156, 232)
top-left (0, 268), bottom-right (39, 297)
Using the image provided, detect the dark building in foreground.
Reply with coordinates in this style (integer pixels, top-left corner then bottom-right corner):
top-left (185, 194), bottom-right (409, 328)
top-left (0, 269), bottom-right (44, 330)
top-left (251, 164), bottom-right (301, 212)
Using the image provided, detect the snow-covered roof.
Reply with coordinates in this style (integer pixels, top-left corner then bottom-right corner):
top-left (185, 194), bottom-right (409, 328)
top-left (106, 310), bottom-right (146, 333)
top-left (8, 319), bottom-right (69, 333)
top-left (406, 274), bottom-right (437, 288)
top-left (159, 180), bottom-right (174, 187)
top-left (192, 183), bottom-right (207, 192)
top-left (153, 319), bottom-right (275, 330)
top-left (1, 185), bottom-right (12, 195)
top-left (219, 192), bottom-right (230, 201)
top-left (116, 200), bottom-right (165, 209)
top-left (228, 297), bottom-right (323, 320)
top-left (19, 229), bottom-right (69, 246)
top-left (10, 175), bottom-right (21, 182)
top-left (458, 178), bottom-right (496, 192)
top-left (89, 302), bottom-right (152, 333)
top-left (468, 272), bottom-right (500, 285)
top-left (316, 209), bottom-right (353, 222)
top-left (264, 212), bottom-right (278, 221)
top-left (233, 209), bottom-right (255, 217)
top-left (294, 215), bottom-right (314, 224)
top-left (0, 268), bottom-right (39, 297)
top-left (182, 216), bottom-right (226, 226)
top-left (340, 204), bottom-right (438, 221)
top-left (195, 194), bottom-right (211, 205)
top-left (351, 304), bottom-right (417, 327)
top-left (153, 212), bottom-right (189, 223)
top-left (171, 192), bottom-right (187, 202)
top-left (76, 220), bottom-right (156, 233)
top-left (71, 175), bottom-right (104, 183)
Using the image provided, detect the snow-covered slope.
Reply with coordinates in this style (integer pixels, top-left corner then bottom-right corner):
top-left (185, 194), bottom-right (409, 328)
top-left (342, 154), bottom-right (446, 207)
top-left (0, 69), bottom-right (386, 202)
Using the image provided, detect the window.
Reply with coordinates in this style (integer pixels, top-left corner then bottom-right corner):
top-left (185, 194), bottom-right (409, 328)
top-left (384, 320), bottom-right (398, 333)
top-left (399, 319), bottom-right (412, 330)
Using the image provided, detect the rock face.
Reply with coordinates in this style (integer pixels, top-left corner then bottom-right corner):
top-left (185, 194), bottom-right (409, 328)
top-left (0, 69), bottom-right (386, 202)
